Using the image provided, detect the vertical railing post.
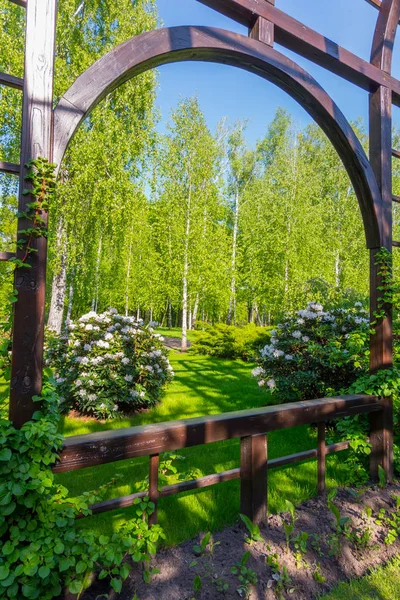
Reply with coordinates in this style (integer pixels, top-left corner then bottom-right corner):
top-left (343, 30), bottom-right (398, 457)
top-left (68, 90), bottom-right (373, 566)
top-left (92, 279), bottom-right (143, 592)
top-left (148, 454), bottom-right (159, 525)
top-left (369, 401), bottom-right (393, 482)
top-left (9, 0), bottom-right (58, 427)
top-left (317, 422), bottom-right (326, 494)
top-left (240, 433), bottom-right (268, 524)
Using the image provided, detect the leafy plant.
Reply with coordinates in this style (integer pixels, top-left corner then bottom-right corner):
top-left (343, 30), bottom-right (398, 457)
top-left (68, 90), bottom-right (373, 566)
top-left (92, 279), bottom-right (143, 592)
top-left (231, 551), bottom-right (257, 599)
top-left (312, 563), bottom-right (326, 583)
top-left (45, 309), bottom-right (174, 419)
top-left (239, 514), bottom-right (264, 545)
top-left (282, 499), bottom-right (296, 551)
top-left (192, 322), bottom-right (271, 361)
top-left (265, 549), bottom-right (294, 599)
top-left (292, 531), bottom-right (308, 568)
top-left (0, 381), bottom-right (165, 600)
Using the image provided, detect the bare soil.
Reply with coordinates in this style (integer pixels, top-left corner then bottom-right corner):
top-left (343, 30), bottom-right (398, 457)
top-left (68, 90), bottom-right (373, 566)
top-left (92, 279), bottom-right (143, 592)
top-left (68, 483), bottom-right (400, 600)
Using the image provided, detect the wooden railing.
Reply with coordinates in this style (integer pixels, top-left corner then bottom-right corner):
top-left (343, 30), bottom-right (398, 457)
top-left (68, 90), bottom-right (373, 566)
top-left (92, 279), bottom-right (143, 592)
top-left (54, 394), bottom-right (385, 524)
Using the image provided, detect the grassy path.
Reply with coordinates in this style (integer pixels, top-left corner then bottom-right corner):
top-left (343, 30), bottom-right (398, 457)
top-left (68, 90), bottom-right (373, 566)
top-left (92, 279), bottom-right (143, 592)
top-left (57, 351), bottom-right (351, 545)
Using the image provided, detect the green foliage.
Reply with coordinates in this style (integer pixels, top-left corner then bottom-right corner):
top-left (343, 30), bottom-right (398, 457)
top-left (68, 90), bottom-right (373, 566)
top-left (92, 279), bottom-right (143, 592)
top-left (192, 532), bottom-right (211, 557)
top-left (192, 322), bottom-right (271, 361)
top-left (239, 514), bottom-right (264, 545)
top-left (45, 309), bottom-right (173, 419)
top-left (253, 301), bottom-right (369, 402)
top-left (282, 499), bottom-right (296, 551)
top-left (0, 382), bottom-right (164, 599)
top-left (231, 551), bottom-right (257, 599)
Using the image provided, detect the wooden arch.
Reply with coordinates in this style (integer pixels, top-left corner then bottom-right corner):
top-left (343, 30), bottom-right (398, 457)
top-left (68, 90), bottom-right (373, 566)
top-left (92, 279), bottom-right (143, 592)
top-left (54, 26), bottom-right (382, 249)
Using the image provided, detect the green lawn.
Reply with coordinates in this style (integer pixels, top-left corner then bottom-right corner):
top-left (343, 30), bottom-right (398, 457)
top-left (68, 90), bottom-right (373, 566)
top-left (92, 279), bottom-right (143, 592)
top-left (56, 350), bottom-right (352, 545)
top-left (320, 556), bottom-right (400, 599)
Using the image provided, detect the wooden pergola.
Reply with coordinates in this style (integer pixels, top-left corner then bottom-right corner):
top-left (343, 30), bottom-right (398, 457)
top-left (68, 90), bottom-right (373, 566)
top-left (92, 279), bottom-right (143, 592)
top-left (2, 0), bottom-right (399, 520)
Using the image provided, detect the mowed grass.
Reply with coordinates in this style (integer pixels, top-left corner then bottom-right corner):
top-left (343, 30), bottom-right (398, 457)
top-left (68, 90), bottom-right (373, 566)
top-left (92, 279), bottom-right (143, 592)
top-left (56, 349), bottom-right (352, 545)
top-left (320, 556), bottom-right (400, 599)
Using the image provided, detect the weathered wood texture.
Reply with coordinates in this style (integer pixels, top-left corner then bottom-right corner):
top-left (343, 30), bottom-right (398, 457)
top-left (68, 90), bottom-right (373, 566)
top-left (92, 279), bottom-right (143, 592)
top-left (0, 161), bottom-right (20, 175)
top-left (197, 0), bottom-right (400, 105)
top-left (54, 395), bottom-right (380, 473)
top-left (240, 434), bottom-right (268, 523)
top-left (249, 16), bottom-right (274, 47)
top-left (53, 26), bottom-right (382, 248)
top-left (317, 422), bottom-right (326, 495)
top-left (9, 0), bottom-right (57, 428)
top-left (0, 252), bottom-right (16, 261)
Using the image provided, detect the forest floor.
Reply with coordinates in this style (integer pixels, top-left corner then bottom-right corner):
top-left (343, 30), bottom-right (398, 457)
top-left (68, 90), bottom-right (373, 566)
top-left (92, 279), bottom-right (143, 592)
top-left (57, 344), bottom-right (354, 545)
top-left (73, 484), bottom-right (400, 600)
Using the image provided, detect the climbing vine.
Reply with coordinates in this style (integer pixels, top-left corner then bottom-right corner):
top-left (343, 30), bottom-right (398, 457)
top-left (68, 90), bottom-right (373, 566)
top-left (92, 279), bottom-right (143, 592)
top-left (10, 157), bottom-right (57, 270)
top-left (371, 247), bottom-right (399, 327)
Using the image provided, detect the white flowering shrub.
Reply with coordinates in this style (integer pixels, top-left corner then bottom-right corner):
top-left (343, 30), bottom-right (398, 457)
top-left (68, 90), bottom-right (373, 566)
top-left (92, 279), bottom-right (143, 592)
top-left (252, 302), bottom-right (370, 403)
top-left (45, 309), bottom-right (174, 419)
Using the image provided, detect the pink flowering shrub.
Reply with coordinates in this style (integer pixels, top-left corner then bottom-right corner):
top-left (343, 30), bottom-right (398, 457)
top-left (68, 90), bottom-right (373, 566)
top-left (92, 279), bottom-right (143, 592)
top-left (252, 302), bottom-right (369, 403)
top-left (45, 309), bottom-right (174, 419)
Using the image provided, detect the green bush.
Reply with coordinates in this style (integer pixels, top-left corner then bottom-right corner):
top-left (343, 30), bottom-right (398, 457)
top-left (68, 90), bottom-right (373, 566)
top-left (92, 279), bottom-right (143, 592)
top-left (252, 302), bottom-right (369, 403)
top-left (0, 382), bottom-right (164, 599)
top-left (192, 322), bottom-right (271, 361)
top-left (45, 309), bottom-right (173, 420)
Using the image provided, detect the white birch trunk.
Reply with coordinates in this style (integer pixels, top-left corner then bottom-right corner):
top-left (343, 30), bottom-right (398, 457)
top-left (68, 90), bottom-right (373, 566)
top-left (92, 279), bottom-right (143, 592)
top-left (227, 187), bottom-right (239, 326)
top-left (47, 219), bottom-right (67, 333)
top-left (181, 171), bottom-right (192, 352)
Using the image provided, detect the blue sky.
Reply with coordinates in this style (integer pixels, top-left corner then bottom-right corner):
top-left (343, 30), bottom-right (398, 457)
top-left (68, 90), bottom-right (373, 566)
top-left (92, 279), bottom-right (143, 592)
top-left (154, 0), bottom-right (400, 145)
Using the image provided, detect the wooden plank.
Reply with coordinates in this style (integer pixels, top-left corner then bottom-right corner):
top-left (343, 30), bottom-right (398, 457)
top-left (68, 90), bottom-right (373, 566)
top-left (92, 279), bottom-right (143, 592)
top-left (317, 422), bottom-right (326, 495)
top-left (393, 240), bottom-right (400, 246)
top-left (0, 161), bottom-right (20, 175)
top-left (240, 434), bottom-right (268, 524)
top-left (0, 252), bottom-right (16, 261)
top-left (53, 395), bottom-right (381, 473)
top-left (53, 26), bottom-right (382, 249)
top-left (0, 72), bottom-right (23, 91)
top-left (371, 0), bottom-right (400, 73)
top-left (392, 194), bottom-right (400, 202)
top-left (249, 16), bottom-right (274, 47)
top-left (370, 396), bottom-right (393, 482)
top-left (196, 0), bottom-right (400, 106)
top-left (148, 454), bottom-right (159, 525)
top-left (77, 443), bottom-right (351, 519)
top-left (8, 0), bottom-right (27, 7)
top-left (9, 0), bottom-right (57, 428)
top-left (392, 149), bottom-right (400, 159)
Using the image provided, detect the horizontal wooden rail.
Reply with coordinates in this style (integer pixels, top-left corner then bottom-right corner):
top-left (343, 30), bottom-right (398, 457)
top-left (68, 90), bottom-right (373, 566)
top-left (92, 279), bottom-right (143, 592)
top-left (197, 0), bottom-right (400, 106)
top-left (84, 441), bottom-right (351, 517)
top-left (0, 161), bottom-right (20, 175)
top-left (392, 194), bottom-right (400, 202)
top-left (0, 72), bottom-right (23, 91)
top-left (54, 395), bottom-right (380, 473)
top-left (393, 241), bottom-right (400, 246)
top-left (392, 149), bottom-right (400, 159)
top-left (0, 252), bottom-right (16, 261)
top-left (9, 0), bottom-right (27, 7)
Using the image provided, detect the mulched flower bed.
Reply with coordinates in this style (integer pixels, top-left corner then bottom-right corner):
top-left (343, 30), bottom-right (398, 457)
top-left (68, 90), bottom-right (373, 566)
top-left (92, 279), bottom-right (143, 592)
top-left (72, 483), bottom-right (400, 600)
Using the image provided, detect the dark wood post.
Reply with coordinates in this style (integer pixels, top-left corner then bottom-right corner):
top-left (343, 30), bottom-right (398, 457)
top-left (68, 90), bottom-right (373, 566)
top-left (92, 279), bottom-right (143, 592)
top-left (149, 454), bottom-right (160, 525)
top-left (368, 0), bottom-right (400, 481)
top-left (249, 0), bottom-right (274, 47)
top-left (240, 433), bottom-right (268, 524)
top-left (9, 0), bottom-right (58, 427)
top-left (317, 422), bottom-right (326, 494)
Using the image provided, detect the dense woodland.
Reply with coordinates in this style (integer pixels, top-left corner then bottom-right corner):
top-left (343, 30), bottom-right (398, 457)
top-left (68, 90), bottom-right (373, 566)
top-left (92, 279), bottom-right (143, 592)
top-left (1, 0), bottom-right (400, 340)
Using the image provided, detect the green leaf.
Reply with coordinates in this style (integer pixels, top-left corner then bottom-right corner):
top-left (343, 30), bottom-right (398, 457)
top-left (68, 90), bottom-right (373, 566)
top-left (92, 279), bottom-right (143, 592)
top-left (0, 448), bottom-right (11, 461)
top-left (110, 577), bottom-right (122, 593)
top-left (38, 566), bottom-right (50, 579)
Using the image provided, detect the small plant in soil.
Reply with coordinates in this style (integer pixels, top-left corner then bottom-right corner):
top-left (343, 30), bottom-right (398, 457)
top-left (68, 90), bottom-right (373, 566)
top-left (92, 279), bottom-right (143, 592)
top-left (239, 513), bottom-right (264, 545)
top-left (231, 551), bottom-right (257, 598)
top-left (265, 549), bottom-right (294, 598)
top-left (327, 489), bottom-right (351, 555)
top-left (282, 499), bottom-right (296, 551)
top-left (292, 531), bottom-right (309, 568)
top-left (193, 531), bottom-right (212, 556)
top-left (309, 533), bottom-right (324, 557)
top-left (312, 562), bottom-right (326, 584)
top-left (378, 464), bottom-right (387, 488)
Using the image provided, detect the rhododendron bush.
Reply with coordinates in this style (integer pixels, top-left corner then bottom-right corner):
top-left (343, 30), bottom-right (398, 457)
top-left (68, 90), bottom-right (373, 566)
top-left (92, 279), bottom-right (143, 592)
top-left (252, 302), bottom-right (370, 403)
top-left (45, 309), bottom-right (173, 419)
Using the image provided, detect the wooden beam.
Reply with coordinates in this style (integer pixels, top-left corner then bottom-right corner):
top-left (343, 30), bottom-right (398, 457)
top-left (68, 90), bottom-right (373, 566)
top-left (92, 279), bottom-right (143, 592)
top-left (8, 0), bottom-right (27, 8)
top-left (53, 395), bottom-right (380, 473)
top-left (53, 26), bottom-right (383, 249)
top-left (0, 161), bottom-right (20, 175)
top-left (249, 16), bottom-right (274, 47)
top-left (0, 72), bottom-right (23, 91)
top-left (78, 442), bottom-right (351, 519)
top-left (392, 148), bottom-right (400, 159)
top-left (0, 252), bottom-right (16, 261)
top-left (371, 0), bottom-right (400, 73)
top-left (197, 0), bottom-right (400, 105)
top-left (9, 0), bottom-right (57, 428)
top-left (392, 194), bottom-right (400, 202)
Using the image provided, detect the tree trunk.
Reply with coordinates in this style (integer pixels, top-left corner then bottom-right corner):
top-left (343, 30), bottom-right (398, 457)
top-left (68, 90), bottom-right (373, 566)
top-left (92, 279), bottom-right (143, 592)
top-left (181, 171), bottom-right (192, 352)
top-left (125, 236), bottom-right (133, 316)
top-left (193, 294), bottom-right (199, 327)
top-left (92, 236), bottom-right (102, 312)
top-left (168, 300), bottom-right (172, 329)
top-left (65, 273), bottom-right (74, 326)
top-left (47, 219), bottom-right (67, 334)
top-left (227, 187), bottom-right (239, 326)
